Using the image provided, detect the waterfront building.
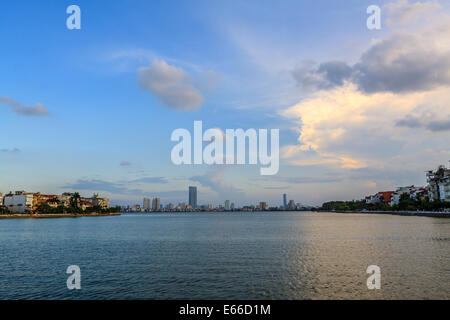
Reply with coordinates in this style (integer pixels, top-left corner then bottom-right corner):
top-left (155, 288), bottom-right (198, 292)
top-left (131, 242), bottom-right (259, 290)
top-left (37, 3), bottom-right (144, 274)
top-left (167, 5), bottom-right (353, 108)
top-left (152, 198), bottom-right (161, 211)
top-left (259, 202), bottom-right (268, 211)
top-left (80, 200), bottom-right (93, 211)
top-left (439, 179), bottom-right (450, 202)
top-left (90, 193), bottom-right (110, 209)
top-left (4, 191), bottom-right (34, 213)
top-left (143, 197), bottom-right (150, 211)
top-left (390, 186), bottom-right (427, 205)
top-left (0, 193), bottom-right (3, 206)
top-left (32, 193), bottom-right (58, 211)
top-left (58, 193), bottom-right (72, 207)
top-left (225, 200), bottom-right (230, 211)
top-left (230, 203), bottom-right (235, 211)
top-left (189, 186), bottom-right (197, 209)
top-left (427, 165), bottom-right (450, 201)
top-left (283, 193), bottom-right (287, 209)
top-left (365, 191), bottom-right (395, 205)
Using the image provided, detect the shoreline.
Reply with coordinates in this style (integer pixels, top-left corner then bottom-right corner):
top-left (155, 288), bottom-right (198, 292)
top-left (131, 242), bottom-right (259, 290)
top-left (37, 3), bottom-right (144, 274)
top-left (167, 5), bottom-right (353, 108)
top-left (0, 212), bottom-right (121, 219)
top-left (1, 211), bottom-right (449, 219)
top-left (327, 210), bottom-right (450, 218)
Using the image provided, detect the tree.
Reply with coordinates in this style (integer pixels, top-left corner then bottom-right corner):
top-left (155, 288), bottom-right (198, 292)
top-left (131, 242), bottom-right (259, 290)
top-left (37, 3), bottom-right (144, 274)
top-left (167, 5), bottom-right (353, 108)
top-left (70, 193), bottom-right (81, 209)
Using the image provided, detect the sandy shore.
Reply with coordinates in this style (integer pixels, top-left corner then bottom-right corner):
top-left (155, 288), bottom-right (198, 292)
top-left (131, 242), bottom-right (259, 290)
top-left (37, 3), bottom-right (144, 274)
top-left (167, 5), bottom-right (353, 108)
top-left (0, 213), bottom-right (121, 219)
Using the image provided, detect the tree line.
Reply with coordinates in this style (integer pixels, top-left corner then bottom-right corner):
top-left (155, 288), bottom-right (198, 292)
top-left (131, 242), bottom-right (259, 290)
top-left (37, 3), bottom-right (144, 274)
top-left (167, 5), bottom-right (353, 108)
top-left (321, 194), bottom-right (450, 212)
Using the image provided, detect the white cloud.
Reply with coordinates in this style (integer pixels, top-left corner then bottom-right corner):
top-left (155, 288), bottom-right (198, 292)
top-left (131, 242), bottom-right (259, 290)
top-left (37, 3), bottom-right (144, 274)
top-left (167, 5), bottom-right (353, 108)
top-left (137, 59), bottom-right (204, 110)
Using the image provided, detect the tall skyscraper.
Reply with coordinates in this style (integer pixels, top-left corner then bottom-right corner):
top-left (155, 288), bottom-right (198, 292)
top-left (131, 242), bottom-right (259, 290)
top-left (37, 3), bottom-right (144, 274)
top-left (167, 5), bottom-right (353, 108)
top-left (152, 198), bottom-right (160, 211)
top-left (189, 186), bottom-right (197, 209)
top-left (283, 193), bottom-right (287, 209)
top-left (288, 200), bottom-right (295, 210)
top-left (143, 197), bottom-right (150, 211)
top-left (225, 200), bottom-right (230, 211)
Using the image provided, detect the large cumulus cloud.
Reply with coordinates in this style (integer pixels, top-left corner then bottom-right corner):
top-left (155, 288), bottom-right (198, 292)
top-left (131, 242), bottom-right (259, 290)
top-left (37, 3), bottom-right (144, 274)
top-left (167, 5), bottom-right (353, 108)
top-left (283, 1), bottom-right (450, 175)
top-left (293, 33), bottom-right (450, 94)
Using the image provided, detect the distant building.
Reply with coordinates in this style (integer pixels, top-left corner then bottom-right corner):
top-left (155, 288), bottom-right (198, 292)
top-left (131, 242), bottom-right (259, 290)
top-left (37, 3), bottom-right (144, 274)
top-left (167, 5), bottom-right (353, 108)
top-left (283, 194), bottom-right (287, 209)
top-left (4, 191), bottom-right (34, 213)
top-left (288, 200), bottom-right (295, 210)
top-left (131, 204), bottom-right (141, 212)
top-left (143, 197), bottom-right (150, 211)
top-left (0, 193), bottom-right (3, 206)
top-left (189, 186), bottom-right (197, 209)
top-left (225, 200), bottom-right (230, 211)
top-left (200, 204), bottom-right (212, 211)
top-left (152, 198), bottom-right (161, 211)
top-left (230, 203), bottom-right (235, 210)
top-left (259, 202), bottom-right (268, 210)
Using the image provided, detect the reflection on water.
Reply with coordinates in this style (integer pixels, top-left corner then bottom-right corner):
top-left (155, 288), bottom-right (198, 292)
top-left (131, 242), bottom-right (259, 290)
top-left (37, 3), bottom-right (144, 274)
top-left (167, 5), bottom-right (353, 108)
top-left (0, 212), bottom-right (448, 299)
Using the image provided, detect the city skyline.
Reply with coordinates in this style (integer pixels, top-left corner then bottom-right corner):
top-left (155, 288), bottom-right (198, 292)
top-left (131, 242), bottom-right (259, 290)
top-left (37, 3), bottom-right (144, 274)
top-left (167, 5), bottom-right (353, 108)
top-left (1, 0), bottom-right (450, 207)
top-left (2, 161), bottom-right (448, 208)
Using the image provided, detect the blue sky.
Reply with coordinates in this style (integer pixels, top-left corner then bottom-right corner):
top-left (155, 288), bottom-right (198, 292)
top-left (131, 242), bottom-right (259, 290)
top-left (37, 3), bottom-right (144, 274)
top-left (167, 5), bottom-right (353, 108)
top-left (1, 0), bottom-right (450, 206)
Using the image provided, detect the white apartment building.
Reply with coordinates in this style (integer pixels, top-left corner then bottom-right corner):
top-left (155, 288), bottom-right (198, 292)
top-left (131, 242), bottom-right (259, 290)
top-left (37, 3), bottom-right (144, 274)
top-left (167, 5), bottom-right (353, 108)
top-left (4, 191), bottom-right (34, 213)
top-left (427, 165), bottom-right (450, 201)
top-left (438, 178), bottom-right (450, 202)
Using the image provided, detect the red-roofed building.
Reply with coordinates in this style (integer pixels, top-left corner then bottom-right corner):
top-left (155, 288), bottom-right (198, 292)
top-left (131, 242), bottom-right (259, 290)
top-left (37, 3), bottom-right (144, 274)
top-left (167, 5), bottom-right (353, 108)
top-left (80, 200), bottom-right (93, 211)
top-left (365, 191), bottom-right (394, 205)
top-left (377, 191), bottom-right (394, 204)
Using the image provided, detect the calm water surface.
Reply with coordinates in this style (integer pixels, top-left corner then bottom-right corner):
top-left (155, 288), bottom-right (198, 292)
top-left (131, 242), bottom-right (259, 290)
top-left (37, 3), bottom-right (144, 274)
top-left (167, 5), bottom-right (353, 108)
top-left (0, 212), bottom-right (448, 299)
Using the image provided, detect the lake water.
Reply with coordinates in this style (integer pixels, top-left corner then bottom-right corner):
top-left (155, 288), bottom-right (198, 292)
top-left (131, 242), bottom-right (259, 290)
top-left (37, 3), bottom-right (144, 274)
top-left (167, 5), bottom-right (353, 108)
top-left (0, 212), bottom-right (448, 299)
